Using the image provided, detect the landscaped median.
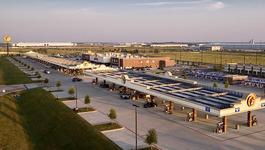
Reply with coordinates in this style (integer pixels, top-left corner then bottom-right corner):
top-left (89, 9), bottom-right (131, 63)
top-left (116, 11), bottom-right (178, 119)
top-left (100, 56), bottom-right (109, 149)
top-left (1, 88), bottom-right (121, 149)
top-left (94, 122), bottom-right (123, 132)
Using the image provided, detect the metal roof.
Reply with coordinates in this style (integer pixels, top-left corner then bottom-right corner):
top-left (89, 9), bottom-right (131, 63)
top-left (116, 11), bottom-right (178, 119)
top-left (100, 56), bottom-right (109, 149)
top-left (86, 71), bottom-right (265, 117)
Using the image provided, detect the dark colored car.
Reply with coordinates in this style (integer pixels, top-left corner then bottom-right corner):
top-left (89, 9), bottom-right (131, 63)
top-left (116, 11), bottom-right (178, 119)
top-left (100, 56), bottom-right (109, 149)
top-left (120, 93), bottom-right (131, 99)
top-left (43, 70), bottom-right (51, 74)
top-left (144, 101), bottom-right (157, 108)
top-left (72, 77), bottom-right (82, 82)
top-left (99, 83), bottom-right (109, 88)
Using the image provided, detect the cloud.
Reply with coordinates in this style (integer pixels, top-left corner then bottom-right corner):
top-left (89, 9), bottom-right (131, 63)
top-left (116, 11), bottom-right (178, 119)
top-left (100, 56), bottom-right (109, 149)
top-left (208, 1), bottom-right (225, 10)
top-left (131, 0), bottom-right (225, 11)
top-left (132, 0), bottom-right (211, 7)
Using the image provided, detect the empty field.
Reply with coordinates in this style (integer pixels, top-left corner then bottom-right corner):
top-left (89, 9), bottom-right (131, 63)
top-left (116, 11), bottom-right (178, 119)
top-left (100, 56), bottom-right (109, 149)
top-left (147, 51), bottom-right (265, 65)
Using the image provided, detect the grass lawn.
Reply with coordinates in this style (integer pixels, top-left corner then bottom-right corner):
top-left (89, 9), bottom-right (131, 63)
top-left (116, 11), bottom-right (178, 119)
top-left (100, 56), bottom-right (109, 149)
top-left (77, 107), bottom-right (96, 112)
top-left (0, 57), bottom-right (32, 85)
top-left (139, 147), bottom-right (158, 150)
top-left (59, 97), bottom-right (76, 101)
top-left (17, 88), bottom-right (121, 150)
top-left (0, 95), bottom-right (32, 149)
top-left (147, 51), bottom-right (265, 65)
top-left (94, 123), bottom-right (123, 131)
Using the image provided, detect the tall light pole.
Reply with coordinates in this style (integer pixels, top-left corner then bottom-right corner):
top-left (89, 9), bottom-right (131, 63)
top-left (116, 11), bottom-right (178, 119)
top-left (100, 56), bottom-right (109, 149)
top-left (133, 104), bottom-right (139, 150)
top-left (75, 86), bottom-right (78, 110)
top-left (3, 35), bottom-right (11, 56)
top-left (200, 51), bottom-right (203, 64)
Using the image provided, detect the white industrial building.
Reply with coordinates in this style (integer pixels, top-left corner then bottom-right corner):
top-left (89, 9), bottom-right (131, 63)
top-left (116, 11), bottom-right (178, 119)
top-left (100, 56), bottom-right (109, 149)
top-left (12, 42), bottom-right (77, 47)
top-left (199, 45), bottom-right (222, 51)
top-left (150, 44), bottom-right (188, 47)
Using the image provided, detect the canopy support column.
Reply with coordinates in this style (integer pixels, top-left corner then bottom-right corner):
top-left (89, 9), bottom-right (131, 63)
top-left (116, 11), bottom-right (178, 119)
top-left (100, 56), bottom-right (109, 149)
top-left (192, 108), bottom-right (197, 121)
top-left (247, 111), bottom-right (252, 127)
top-left (223, 116), bottom-right (227, 133)
top-left (169, 101), bottom-right (174, 114)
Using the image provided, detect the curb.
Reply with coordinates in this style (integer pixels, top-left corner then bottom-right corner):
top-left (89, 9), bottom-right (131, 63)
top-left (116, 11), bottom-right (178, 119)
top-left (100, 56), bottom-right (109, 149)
top-left (101, 127), bottom-right (125, 133)
top-left (77, 110), bottom-right (97, 114)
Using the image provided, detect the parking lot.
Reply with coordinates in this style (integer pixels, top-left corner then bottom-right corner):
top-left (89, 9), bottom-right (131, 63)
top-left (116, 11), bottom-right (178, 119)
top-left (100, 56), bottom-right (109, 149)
top-left (18, 57), bottom-right (265, 150)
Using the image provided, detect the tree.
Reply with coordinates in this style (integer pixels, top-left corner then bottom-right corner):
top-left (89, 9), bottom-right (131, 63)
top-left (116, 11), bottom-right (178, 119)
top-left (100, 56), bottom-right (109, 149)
top-left (183, 74), bottom-right (188, 79)
top-left (213, 82), bottom-right (218, 88)
top-left (108, 108), bottom-right (117, 123)
top-left (68, 87), bottom-right (75, 99)
top-left (224, 80), bottom-right (230, 88)
top-left (56, 81), bottom-right (61, 90)
top-left (84, 95), bottom-right (91, 111)
top-left (145, 129), bottom-right (158, 149)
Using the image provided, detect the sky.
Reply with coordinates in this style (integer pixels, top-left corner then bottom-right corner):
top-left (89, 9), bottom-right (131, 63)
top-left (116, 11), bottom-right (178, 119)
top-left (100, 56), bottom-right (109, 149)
top-left (0, 0), bottom-right (265, 42)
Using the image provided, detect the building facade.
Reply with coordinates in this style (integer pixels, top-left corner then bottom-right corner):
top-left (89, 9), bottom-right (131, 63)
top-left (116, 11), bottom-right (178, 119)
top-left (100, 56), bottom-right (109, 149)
top-left (12, 42), bottom-right (77, 47)
top-left (82, 53), bottom-right (175, 69)
top-left (111, 57), bottom-right (175, 69)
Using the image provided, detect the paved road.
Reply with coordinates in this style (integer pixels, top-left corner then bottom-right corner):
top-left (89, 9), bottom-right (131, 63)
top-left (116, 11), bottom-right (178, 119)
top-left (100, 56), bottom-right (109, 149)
top-left (20, 57), bottom-right (265, 150)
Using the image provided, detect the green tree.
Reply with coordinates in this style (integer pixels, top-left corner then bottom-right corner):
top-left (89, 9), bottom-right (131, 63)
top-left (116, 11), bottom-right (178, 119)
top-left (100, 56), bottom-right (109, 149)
top-left (56, 81), bottom-right (61, 90)
top-left (68, 87), bottom-right (75, 99)
top-left (213, 82), bottom-right (218, 88)
top-left (108, 108), bottom-right (117, 124)
top-left (145, 129), bottom-right (158, 149)
top-left (84, 95), bottom-right (91, 111)
top-left (183, 74), bottom-right (188, 79)
top-left (224, 80), bottom-right (230, 88)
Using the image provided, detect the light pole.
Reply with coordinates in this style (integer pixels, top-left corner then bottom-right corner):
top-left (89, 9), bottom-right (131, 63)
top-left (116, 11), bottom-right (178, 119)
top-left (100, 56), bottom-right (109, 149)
top-left (75, 86), bottom-right (78, 110)
top-left (3, 35), bottom-right (11, 56)
top-left (133, 104), bottom-right (139, 150)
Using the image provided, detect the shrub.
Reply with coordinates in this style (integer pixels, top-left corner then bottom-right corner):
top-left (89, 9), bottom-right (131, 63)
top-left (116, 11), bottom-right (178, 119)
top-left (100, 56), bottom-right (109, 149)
top-left (213, 82), bottom-right (218, 88)
top-left (145, 129), bottom-right (158, 146)
top-left (108, 108), bottom-right (117, 122)
top-left (68, 87), bottom-right (75, 98)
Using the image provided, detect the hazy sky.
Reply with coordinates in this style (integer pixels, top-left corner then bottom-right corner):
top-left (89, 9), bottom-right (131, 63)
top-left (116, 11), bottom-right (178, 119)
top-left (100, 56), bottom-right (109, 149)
top-left (1, 0), bottom-right (265, 42)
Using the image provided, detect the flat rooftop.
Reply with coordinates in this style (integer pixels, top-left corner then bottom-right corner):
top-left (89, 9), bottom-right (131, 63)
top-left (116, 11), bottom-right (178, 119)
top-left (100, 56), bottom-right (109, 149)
top-left (86, 71), bottom-right (265, 117)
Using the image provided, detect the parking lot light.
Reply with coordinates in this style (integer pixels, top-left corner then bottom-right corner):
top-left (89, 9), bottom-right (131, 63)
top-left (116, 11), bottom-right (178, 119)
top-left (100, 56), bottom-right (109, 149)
top-left (133, 104), bottom-right (140, 150)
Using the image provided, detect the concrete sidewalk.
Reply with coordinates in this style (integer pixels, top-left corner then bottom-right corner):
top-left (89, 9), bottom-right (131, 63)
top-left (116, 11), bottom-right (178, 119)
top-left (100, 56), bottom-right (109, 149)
top-left (61, 96), bottom-right (149, 150)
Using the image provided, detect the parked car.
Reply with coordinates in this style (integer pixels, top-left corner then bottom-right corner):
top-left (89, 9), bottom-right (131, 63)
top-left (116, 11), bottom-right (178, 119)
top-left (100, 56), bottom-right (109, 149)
top-left (72, 77), bottom-right (82, 82)
top-left (99, 83), bottom-right (109, 88)
top-left (120, 93), bottom-right (131, 99)
top-left (44, 70), bottom-right (51, 74)
top-left (144, 101), bottom-right (157, 108)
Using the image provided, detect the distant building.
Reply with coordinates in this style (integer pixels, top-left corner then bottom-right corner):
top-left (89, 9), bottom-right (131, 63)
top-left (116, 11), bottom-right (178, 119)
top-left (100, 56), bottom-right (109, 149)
top-left (203, 40), bottom-right (265, 51)
top-left (113, 42), bottom-right (144, 48)
top-left (82, 52), bottom-right (175, 69)
top-left (12, 42), bottom-right (77, 47)
top-left (150, 43), bottom-right (188, 48)
top-left (110, 56), bottom-right (175, 69)
top-left (82, 53), bottom-right (122, 65)
top-left (199, 45), bottom-right (222, 51)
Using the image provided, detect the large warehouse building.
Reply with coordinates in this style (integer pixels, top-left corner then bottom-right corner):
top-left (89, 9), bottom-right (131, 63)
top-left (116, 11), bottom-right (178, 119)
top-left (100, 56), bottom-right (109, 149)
top-left (12, 42), bottom-right (77, 47)
top-left (82, 53), bottom-right (175, 69)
